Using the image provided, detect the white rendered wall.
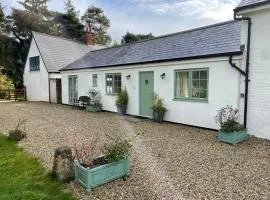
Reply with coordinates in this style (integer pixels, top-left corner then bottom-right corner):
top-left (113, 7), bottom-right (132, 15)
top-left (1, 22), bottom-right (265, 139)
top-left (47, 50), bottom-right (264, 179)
top-left (61, 57), bottom-right (241, 129)
top-left (239, 6), bottom-right (270, 139)
top-left (49, 79), bottom-right (57, 103)
top-left (23, 39), bottom-right (49, 102)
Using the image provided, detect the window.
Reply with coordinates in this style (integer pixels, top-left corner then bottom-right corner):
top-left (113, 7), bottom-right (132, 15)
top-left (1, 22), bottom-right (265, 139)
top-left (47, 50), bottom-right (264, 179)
top-left (106, 74), bottom-right (121, 94)
top-left (92, 74), bottom-right (97, 87)
top-left (175, 69), bottom-right (208, 100)
top-left (29, 56), bottom-right (40, 71)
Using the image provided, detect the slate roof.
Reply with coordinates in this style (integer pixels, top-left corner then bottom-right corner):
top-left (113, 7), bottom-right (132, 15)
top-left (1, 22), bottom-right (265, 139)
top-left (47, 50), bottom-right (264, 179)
top-left (235, 0), bottom-right (270, 11)
top-left (32, 32), bottom-right (101, 73)
top-left (61, 20), bottom-right (242, 71)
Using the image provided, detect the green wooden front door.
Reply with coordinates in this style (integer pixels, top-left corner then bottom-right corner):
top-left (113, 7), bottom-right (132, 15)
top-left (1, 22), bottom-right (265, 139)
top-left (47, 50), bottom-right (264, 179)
top-left (139, 71), bottom-right (154, 117)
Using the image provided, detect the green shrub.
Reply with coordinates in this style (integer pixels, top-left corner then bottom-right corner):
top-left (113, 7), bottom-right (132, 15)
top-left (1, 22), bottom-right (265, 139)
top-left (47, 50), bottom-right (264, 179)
top-left (8, 119), bottom-right (27, 141)
top-left (88, 89), bottom-right (102, 107)
top-left (116, 88), bottom-right (129, 105)
top-left (0, 91), bottom-right (7, 99)
top-left (8, 130), bottom-right (24, 141)
top-left (152, 93), bottom-right (166, 114)
top-left (105, 137), bottom-right (131, 163)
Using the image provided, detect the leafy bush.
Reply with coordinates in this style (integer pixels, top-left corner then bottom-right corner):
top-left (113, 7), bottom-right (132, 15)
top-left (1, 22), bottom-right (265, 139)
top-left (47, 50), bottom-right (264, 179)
top-left (88, 89), bottom-right (102, 107)
top-left (215, 106), bottom-right (246, 133)
top-left (152, 93), bottom-right (166, 114)
top-left (116, 87), bottom-right (129, 105)
top-left (8, 119), bottom-right (26, 141)
top-left (0, 91), bottom-right (7, 99)
top-left (105, 137), bottom-right (131, 163)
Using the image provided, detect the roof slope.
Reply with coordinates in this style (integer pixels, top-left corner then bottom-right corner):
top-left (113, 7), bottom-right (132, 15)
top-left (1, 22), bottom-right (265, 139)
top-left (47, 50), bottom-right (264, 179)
top-left (62, 21), bottom-right (242, 71)
top-left (32, 32), bottom-right (98, 73)
top-left (235, 0), bottom-right (270, 11)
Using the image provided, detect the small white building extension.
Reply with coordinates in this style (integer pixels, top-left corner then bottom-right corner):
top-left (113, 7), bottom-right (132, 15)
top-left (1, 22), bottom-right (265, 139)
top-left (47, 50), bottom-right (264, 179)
top-left (23, 32), bottom-right (96, 103)
top-left (59, 0), bottom-right (270, 140)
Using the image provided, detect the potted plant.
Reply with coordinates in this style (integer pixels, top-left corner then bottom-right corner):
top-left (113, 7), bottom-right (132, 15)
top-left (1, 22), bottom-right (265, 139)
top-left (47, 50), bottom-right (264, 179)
top-left (116, 88), bottom-right (129, 115)
top-left (215, 105), bottom-right (248, 144)
top-left (152, 94), bottom-right (166, 123)
top-left (73, 136), bottom-right (131, 191)
top-left (86, 89), bottom-right (102, 112)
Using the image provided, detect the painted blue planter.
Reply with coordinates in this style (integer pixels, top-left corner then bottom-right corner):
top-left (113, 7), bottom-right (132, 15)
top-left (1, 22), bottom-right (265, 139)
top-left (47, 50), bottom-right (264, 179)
top-left (85, 104), bottom-right (102, 112)
top-left (74, 157), bottom-right (129, 191)
top-left (217, 130), bottom-right (248, 144)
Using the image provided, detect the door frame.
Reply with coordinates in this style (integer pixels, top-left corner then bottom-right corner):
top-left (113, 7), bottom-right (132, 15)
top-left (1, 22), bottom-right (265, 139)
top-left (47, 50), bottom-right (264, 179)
top-left (139, 71), bottom-right (154, 117)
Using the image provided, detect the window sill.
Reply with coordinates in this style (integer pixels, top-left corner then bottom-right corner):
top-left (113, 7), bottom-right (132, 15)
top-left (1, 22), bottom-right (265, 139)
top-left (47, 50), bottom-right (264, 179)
top-left (173, 98), bottom-right (208, 103)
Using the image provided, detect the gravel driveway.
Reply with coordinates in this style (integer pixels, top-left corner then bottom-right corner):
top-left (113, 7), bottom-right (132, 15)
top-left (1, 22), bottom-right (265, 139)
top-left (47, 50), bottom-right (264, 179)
top-left (0, 102), bottom-right (269, 200)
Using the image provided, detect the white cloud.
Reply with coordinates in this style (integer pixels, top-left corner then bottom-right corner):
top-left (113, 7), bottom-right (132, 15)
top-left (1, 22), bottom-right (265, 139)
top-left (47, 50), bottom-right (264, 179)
top-left (135, 0), bottom-right (241, 21)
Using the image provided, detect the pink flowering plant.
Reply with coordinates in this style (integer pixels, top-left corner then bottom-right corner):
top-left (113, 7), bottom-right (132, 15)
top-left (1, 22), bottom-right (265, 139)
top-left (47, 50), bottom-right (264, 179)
top-left (68, 134), bottom-right (104, 168)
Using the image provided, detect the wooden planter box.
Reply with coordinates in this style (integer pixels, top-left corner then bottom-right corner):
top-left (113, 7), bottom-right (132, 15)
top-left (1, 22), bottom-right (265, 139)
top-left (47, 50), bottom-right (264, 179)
top-left (217, 130), bottom-right (248, 144)
top-left (74, 157), bottom-right (129, 191)
top-left (85, 104), bottom-right (102, 112)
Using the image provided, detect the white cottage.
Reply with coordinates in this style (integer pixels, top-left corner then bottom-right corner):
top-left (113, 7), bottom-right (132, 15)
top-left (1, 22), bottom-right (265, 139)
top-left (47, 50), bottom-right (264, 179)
top-left (24, 0), bottom-right (270, 140)
top-left (60, 20), bottom-right (243, 130)
top-left (23, 32), bottom-right (98, 103)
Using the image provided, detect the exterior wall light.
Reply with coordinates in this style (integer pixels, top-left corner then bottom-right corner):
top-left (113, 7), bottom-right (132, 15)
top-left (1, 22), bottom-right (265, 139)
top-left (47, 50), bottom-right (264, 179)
top-left (126, 75), bottom-right (131, 80)
top-left (160, 73), bottom-right (165, 79)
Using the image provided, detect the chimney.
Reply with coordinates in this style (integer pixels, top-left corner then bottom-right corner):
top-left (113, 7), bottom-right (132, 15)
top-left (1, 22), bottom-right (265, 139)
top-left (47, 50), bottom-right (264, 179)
top-left (85, 25), bottom-right (95, 46)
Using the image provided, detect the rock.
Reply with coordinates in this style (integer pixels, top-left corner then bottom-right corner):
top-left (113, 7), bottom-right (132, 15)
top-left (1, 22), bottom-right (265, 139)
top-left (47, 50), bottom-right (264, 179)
top-left (52, 146), bottom-right (74, 183)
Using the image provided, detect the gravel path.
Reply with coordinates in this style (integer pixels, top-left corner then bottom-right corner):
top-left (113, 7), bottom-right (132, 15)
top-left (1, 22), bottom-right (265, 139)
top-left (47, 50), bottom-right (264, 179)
top-left (0, 102), bottom-right (269, 200)
top-left (120, 117), bottom-right (186, 200)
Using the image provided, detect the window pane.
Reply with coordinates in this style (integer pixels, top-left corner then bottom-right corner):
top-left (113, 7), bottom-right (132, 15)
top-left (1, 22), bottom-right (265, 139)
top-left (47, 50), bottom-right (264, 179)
top-left (192, 71), bottom-right (199, 79)
top-left (192, 70), bottom-right (208, 99)
top-left (192, 80), bottom-right (200, 89)
top-left (179, 89), bottom-right (189, 98)
top-left (29, 56), bottom-right (40, 71)
top-left (175, 72), bottom-right (189, 98)
top-left (200, 90), bottom-right (207, 98)
top-left (92, 74), bottom-right (97, 87)
top-left (106, 75), bottom-right (113, 93)
top-left (192, 89), bottom-right (200, 98)
top-left (114, 75), bottom-right (121, 93)
top-left (200, 70), bottom-right (207, 79)
top-left (200, 80), bottom-right (207, 89)
top-left (36, 57), bottom-right (40, 70)
top-left (106, 74), bottom-right (121, 94)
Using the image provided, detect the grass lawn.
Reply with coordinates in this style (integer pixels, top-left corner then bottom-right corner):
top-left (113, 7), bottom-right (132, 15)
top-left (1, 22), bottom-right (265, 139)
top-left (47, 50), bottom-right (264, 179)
top-left (0, 135), bottom-right (75, 200)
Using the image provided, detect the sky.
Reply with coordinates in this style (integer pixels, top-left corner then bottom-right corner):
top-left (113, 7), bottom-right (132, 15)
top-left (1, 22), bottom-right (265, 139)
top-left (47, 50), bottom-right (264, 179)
top-left (1, 0), bottom-right (241, 41)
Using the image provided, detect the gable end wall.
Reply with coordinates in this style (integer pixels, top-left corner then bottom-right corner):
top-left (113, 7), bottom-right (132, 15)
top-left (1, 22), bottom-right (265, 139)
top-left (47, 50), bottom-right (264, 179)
top-left (23, 37), bottom-right (49, 102)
